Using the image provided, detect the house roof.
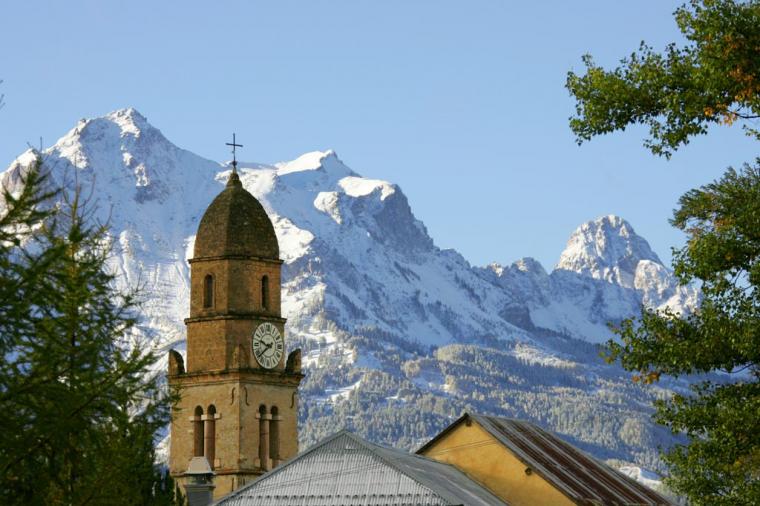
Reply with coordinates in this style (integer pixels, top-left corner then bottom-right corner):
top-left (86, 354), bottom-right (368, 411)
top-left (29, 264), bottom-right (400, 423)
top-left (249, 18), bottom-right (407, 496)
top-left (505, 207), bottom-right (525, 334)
top-left (214, 430), bottom-right (508, 506)
top-left (417, 414), bottom-right (673, 506)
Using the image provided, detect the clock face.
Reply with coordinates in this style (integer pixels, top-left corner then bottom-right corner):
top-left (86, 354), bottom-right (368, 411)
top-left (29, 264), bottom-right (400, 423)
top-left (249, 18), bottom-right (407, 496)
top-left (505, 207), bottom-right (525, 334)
top-left (252, 322), bottom-right (284, 369)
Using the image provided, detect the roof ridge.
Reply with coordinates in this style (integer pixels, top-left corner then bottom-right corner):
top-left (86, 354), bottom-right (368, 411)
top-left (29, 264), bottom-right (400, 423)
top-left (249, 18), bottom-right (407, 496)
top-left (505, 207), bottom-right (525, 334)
top-left (341, 434), bottom-right (459, 504)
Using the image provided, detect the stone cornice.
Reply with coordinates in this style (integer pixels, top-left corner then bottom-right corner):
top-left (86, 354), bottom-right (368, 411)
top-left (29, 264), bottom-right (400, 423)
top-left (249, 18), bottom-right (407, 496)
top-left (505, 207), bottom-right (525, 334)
top-left (188, 255), bottom-right (283, 265)
top-left (168, 367), bottom-right (304, 386)
top-left (184, 312), bottom-right (286, 324)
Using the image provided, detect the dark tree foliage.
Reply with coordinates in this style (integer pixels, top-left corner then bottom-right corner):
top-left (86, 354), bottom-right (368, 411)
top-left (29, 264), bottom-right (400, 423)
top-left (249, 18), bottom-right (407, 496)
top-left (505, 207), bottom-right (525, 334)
top-left (566, 1), bottom-right (760, 503)
top-left (608, 164), bottom-right (760, 504)
top-left (0, 160), bottom-right (179, 505)
top-left (567, 0), bottom-right (760, 158)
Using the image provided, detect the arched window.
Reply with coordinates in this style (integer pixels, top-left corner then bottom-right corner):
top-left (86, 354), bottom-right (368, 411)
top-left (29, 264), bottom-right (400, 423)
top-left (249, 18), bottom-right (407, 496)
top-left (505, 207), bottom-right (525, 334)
top-left (270, 406), bottom-right (280, 466)
top-left (261, 276), bottom-right (269, 311)
top-left (193, 406), bottom-right (204, 457)
top-left (203, 274), bottom-right (214, 308)
top-left (205, 405), bottom-right (216, 467)
top-left (258, 404), bottom-right (269, 470)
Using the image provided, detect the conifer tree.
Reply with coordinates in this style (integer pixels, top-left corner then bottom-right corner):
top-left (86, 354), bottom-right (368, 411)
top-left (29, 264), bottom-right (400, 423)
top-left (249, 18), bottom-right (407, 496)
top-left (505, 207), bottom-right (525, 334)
top-left (0, 159), bottom-right (179, 505)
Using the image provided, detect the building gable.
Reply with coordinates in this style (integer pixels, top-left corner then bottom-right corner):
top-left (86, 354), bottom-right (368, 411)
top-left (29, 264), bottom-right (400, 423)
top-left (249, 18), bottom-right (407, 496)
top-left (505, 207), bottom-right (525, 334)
top-left (418, 416), bottom-right (572, 506)
top-left (418, 414), bottom-right (673, 506)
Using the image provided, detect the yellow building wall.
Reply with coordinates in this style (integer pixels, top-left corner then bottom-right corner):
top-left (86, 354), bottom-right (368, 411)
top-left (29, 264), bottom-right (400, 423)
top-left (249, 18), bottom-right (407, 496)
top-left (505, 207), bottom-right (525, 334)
top-left (419, 422), bottom-right (575, 506)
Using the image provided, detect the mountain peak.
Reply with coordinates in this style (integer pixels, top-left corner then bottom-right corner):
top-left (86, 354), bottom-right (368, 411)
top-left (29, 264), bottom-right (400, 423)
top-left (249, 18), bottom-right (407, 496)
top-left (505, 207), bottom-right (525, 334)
top-left (555, 215), bottom-right (661, 286)
top-left (276, 149), bottom-right (351, 176)
top-left (103, 107), bottom-right (151, 133)
top-left (106, 107), bottom-right (147, 122)
top-left (513, 257), bottom-right (548, 276)
top-left (50, 107), bottom-right (159, 160)
top-left (19, 108), bottom-right (222, 208)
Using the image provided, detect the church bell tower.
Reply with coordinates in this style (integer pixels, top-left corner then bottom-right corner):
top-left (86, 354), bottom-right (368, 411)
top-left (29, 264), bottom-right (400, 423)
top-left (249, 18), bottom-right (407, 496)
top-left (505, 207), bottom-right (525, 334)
top-left (168, 150), bottom-right (302, 498)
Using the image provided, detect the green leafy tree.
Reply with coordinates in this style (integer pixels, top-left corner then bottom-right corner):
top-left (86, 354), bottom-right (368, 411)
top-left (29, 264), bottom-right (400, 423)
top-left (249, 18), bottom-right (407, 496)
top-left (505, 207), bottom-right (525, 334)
top-left (567, 0), bottom-right (760, 158)
top-left (610, 164), bottom-right (760, 504)
top-left (566, 1), bottom-right (760, 503)
top-left (0, 159), bottom-right (179, 505)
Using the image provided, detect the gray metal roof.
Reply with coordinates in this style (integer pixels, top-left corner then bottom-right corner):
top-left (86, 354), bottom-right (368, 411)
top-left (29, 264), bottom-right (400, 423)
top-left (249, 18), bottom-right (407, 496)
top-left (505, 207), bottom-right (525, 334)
top-left (214, 430), bottom-right (508, 506)
top-left (419, 414), bottom-right (673, 506)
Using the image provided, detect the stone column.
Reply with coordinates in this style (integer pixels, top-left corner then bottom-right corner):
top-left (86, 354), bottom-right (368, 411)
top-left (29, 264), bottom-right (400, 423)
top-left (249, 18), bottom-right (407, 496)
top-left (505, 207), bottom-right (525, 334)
top-left (203, 414), bottom-right (215, 466)
top-left (258, 410), bottom-right (271, 470)
top-left (270, 411), bottom-right (281, 467)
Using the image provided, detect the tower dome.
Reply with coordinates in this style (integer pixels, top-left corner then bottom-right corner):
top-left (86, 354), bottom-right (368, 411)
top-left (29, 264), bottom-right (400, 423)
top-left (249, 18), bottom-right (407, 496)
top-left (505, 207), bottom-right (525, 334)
top-left (193, 172), bottom-right (279, 259)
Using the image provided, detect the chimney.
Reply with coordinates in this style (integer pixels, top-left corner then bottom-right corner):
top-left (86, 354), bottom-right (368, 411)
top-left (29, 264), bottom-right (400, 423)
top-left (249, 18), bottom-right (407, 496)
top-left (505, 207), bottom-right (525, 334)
top-left (183, 456), bottom-right (216, 506)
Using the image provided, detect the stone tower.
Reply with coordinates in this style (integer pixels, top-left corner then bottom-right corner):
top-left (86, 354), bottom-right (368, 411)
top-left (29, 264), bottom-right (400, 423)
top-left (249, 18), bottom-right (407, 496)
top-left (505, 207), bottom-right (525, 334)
top-left (168, 170), bottom-right (302, 499)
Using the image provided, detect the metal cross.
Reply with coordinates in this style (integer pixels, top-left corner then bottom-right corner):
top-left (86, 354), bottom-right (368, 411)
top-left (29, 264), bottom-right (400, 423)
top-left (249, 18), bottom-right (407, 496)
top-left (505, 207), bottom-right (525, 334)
top-left (226, 133), bottom-right (243, 173)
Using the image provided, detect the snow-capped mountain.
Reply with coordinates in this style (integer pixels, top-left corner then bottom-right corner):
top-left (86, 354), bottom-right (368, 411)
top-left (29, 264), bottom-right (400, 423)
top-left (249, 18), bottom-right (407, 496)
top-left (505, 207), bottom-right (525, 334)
top-left (3, 109), bottom-right (699, 485)
top-left (556, 215), bottom-right (697, 316)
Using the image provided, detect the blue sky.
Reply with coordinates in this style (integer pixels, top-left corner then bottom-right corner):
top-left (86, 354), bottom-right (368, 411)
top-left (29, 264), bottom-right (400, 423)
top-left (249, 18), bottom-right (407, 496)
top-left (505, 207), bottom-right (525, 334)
top-left (1, 1), bottom-right (756, 269)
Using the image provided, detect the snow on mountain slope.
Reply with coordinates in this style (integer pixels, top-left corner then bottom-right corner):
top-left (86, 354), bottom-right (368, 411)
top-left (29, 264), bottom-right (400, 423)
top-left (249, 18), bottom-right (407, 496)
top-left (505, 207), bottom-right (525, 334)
top-left (2, 108), bottom-right (224, 347)
top-left (4, 110), bottom-right (695, 351)
top-left (2, 109), bottom-right (700, 484)
top-left (481, 216), bottom-right (698, 343)
top-left (231, 149), bottom-right (529, 354)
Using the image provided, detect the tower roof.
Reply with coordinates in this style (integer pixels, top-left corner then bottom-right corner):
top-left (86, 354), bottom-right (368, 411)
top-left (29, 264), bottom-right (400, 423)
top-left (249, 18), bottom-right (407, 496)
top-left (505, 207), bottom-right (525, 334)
top-left (194, 172), bottom-right (279, 260)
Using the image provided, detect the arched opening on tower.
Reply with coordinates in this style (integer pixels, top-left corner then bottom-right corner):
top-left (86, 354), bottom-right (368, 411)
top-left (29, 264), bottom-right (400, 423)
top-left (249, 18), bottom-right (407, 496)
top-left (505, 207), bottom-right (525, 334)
top-left (270, 406), bottom-right (279, 467)
top-left (258, 404), bottom-right (269, 470)
top-left (193, 406), bottom-right (204, 457)
top-left (261, 275), bottom-right (269, 310)
top-left (205, 404), bottom-right (217, 467)
top-left (203, 274), bottom-right (214, 308)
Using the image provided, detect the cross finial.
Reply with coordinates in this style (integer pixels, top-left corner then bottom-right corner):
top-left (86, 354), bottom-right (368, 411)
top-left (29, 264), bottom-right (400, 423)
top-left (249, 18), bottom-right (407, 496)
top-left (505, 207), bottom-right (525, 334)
top-left (226, 133), bottom-right (244, 174)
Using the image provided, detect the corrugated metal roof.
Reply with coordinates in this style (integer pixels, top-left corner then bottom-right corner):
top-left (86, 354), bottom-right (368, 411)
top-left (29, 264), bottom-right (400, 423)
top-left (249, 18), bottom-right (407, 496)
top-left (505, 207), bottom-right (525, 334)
top-left (419, 413), bottom-right (673, 506)
top-left (214, 430), bottom-right (508, 506)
